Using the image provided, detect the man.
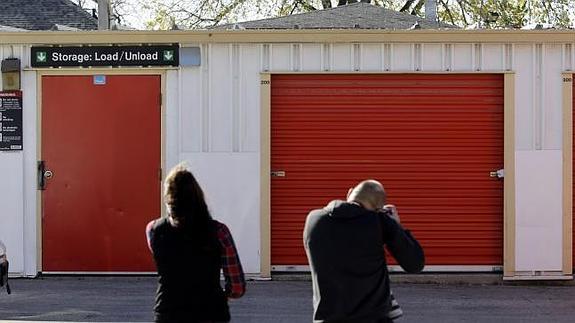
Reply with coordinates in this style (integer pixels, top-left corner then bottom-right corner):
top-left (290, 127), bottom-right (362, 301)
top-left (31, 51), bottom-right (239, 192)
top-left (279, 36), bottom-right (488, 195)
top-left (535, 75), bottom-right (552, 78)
top-left (303, 180), bottom-right (424, 322)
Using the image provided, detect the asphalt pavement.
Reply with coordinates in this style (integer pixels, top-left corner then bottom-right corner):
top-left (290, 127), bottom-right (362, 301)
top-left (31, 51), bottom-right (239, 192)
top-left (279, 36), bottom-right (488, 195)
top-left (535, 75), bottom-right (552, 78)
top-left (1, 276), bottom-right (575, 322)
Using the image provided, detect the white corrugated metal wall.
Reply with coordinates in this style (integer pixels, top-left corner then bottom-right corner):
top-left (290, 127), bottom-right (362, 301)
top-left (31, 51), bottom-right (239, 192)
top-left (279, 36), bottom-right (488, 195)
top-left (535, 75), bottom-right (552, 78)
top-left (0, 41), bottom-right (570, 275)
top-left (0, 44), bottom-right (36, 276)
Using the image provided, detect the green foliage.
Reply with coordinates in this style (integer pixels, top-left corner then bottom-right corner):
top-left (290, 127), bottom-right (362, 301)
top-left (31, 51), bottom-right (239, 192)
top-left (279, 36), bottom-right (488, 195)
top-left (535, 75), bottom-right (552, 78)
top-left (433, 0), bottom-right (574, 29)
top-left (141, 0), bottom-right (575, 30)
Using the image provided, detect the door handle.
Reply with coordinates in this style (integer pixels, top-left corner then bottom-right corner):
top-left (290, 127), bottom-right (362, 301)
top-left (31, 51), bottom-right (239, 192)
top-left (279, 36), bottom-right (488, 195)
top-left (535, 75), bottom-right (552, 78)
top-left (271, 170), bottom-right (286, 177)
top-left (489, 169), bottom-right (504, 179)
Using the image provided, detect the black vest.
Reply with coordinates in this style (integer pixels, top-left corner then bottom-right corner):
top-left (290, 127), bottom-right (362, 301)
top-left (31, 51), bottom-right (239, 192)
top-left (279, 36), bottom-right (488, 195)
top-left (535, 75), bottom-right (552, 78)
top-left (150, 217), bottom-right (229, 323)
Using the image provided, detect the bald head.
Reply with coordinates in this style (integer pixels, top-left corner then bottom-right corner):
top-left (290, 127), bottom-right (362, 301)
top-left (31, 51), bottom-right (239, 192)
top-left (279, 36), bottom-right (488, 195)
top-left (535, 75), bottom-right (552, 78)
top-left (347, 180), bottom-right (386, 211)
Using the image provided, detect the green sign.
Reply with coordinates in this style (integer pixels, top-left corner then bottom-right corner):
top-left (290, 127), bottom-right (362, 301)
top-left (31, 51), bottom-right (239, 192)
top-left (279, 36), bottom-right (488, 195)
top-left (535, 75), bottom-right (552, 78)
top-left (31, 45), bottom-right (180, 67)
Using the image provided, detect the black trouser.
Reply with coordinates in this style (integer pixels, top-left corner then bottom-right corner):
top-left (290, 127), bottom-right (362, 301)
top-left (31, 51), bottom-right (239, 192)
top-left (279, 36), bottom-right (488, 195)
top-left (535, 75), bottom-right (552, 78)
top-left (0, 259), bottom-right (10, 294)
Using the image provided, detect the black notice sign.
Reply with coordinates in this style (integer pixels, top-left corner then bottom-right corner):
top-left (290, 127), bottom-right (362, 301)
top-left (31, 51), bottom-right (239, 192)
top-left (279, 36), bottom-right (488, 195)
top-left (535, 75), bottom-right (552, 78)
top-left (31, 45), bottom-right (179, 67)
top-left (0, 91), bottom-right (23, 151)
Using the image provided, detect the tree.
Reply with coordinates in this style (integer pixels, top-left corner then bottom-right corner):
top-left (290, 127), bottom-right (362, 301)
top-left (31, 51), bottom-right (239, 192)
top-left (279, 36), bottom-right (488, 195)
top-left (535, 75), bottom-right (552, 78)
top-left (432, 0), bottom-right (575, 29)
top-left (69, 0), bottom-right (133, 27)
top-left (141, 0), bottom-right (574, 30)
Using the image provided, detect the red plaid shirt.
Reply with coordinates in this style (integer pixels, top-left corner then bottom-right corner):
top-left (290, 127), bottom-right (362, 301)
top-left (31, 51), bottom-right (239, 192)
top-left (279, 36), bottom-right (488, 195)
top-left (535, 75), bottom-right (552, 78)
top-left (146, 219), bottom-right (246, 298)
top-left (215, 221), bottom-right (246, 298)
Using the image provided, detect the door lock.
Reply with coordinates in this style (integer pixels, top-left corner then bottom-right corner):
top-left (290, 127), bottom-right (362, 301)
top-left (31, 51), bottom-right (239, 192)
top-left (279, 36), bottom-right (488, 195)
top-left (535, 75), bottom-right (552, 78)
top-left (38, 161), bottom-right (46, 190)
top-left (38, 161), bottom-right (54, 190)
top-left (44, 170), bottom-right (54, 179)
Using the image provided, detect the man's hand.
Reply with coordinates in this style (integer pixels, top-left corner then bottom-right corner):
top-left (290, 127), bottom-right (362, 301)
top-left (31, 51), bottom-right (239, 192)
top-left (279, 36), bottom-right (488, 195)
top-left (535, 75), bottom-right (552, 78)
top-left (383, 204), bottom-right (400, 224)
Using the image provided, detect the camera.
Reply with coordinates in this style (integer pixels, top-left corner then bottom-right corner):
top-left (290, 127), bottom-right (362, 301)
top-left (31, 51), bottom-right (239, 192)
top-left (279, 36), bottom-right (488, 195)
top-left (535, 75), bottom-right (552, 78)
top-left (378, 208), bottom-right (393, 217)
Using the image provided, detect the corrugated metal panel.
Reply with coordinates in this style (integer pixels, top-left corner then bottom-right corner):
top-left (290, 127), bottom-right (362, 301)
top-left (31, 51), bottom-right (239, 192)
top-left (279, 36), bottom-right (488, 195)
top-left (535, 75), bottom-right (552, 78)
top-left (271, 74), bottom-right (504, 266)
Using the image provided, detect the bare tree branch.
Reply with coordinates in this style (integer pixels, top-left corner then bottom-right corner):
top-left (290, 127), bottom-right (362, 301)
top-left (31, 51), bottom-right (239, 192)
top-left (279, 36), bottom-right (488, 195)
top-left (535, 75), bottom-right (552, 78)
top-left (456, 0), bottom-right (469, 26)
top-left (439, 0), bottom-right (456, 25)
top-left (411, 0), bottom-right (424, 15)
top-left (400, 0), bottom-right (417, 12)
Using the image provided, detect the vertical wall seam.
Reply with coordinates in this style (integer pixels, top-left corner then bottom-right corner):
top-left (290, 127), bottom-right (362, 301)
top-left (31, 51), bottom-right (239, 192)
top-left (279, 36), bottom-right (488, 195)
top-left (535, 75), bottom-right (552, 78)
top-left (565, 44), bottom-right (573, 71)
top-left (501, 44), bottom-right (505, 71)
top-left (474, 43), bottom-right (482, 71)
top-left (444, 44), bottom-right (452, 71)
top-left (410, 44), bottom-right (415, 71)
top-left (297, 43), bottom-right (302, 71)
top-left (18, 46), bottom-right (24, 67)
top-left (384, 44), bottom-right (391, 71)
top-left (509, 44), bottom-right (515, 71)
top-left (390, 44), bottom-right (395, 71)
top-left (292, 43), bottom-right (301, 72)
top-left (201, 43), bottom-right (211, 152)
top-left (540, 44), bottom-right (546, 150)
top-left (23, 45), bottom-right (29, 68)
top-left (262, 44), bottom-right (270, 72)
top-left (320, 43), bottom-right (325, 71)
top-left (331, 44), bottom-right (337, 72)
top-left (177, 66), bottom-right (183, 155)
top-left (294, 44), bottom-right (301, 72)
top-left (0, 47), bottom-right (3, 89)
top-left (471, 43), bottom-right (476, 72)
top-left (269, 44), bottom-right (274, 71)
top-left (560, 44), bottom-right (567, 71)
top-left (232, 44), bottom-right (240, 153)
top-left (21, 64), bottom-right (28, 273)
top-left (441, 43), bottom-right (445, 71)
top-left (534, 44), bottom-right (543, 150)
top-left (505, 44), bottom-right (509, 70)
top-left (349, 44), bottom-right (353, 71)
top-left (289, 43), bottom-right (293, 71)
top-left (328, 43), bottom-right (331, 71)
top-left (380, 44), bottom-right (384, 71)
top-left (450, 43), bottom-right (455, 70)
top-left (238, 45), bottom-right (244, 152)
top-left (353, 43), bottom-right (360, 71)
top-left (199, 45), bottom-right (205, 152)
top-left (448, 43), bottom-right (454, 71)
top-left (415, 44), bottom-right (422, 71)
top-left (0, 46), bottom-right (4, 89)
top-left (532, 44), bottom-right (537, 150)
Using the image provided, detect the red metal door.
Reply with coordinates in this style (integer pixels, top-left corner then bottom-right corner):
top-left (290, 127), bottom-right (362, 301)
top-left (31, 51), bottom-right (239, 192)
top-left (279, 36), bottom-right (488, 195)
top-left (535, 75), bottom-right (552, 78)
top-left (42, 75), bottom-right (161, 272)
top-left (271, 74), bottom-right (504, 266)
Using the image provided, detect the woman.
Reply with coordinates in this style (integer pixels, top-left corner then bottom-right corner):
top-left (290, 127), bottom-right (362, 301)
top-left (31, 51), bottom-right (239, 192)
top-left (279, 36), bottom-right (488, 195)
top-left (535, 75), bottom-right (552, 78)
top-left (146, 164), bottom-right (245, 323)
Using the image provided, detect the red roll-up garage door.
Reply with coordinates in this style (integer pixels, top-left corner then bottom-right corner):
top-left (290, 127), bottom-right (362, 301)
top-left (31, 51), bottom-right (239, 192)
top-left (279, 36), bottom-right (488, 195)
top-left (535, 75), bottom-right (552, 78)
top-left (271, 74), bottom-right (504, 267)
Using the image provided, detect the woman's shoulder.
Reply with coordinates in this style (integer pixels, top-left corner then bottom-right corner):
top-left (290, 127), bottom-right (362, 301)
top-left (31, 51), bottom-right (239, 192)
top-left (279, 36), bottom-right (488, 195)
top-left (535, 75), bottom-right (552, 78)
top-left (146, 217), bottom-right (168, 232)
top-left (211, 219), bottom-right (232, 236)
top-left (211, 219), bottom-right (226, 230)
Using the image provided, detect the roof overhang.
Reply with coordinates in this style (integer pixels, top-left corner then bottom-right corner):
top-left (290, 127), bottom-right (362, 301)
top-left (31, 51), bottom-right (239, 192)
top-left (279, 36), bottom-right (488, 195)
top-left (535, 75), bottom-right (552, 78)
top-left (0, 29), bottom-right (574, 45)
top-left (0, 25), bottom-right (28, 32)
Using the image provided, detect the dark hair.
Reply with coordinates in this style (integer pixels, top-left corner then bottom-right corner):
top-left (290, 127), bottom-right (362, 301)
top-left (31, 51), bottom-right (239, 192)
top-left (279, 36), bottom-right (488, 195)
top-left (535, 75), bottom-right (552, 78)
top-left (164, 164), bottom-right (212, 228)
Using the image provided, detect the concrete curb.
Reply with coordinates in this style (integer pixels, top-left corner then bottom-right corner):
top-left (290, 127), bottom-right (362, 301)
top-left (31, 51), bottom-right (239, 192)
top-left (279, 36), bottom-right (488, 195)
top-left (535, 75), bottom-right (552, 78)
top-left (269, 273), bottom-right (575, 286)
